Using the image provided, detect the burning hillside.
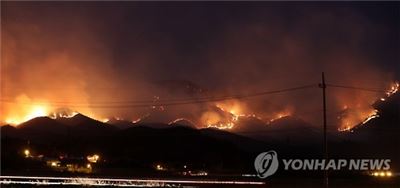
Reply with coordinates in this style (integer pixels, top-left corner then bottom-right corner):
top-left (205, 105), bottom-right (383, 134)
top-left (2, 81), bottom-right (398, 133)
top-left (337, 82), bottom-right (399, 132)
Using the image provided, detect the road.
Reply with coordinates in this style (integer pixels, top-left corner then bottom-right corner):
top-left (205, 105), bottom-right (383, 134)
top-left (0, 175), bottom-right (266, 187)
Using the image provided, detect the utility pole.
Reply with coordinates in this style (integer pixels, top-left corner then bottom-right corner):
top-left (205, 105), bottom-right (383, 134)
top-left (320, 72), bottom-right (328, 188)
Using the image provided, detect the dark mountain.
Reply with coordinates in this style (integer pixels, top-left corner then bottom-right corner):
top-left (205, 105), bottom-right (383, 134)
top-left (101, 125), bottom-right (253, 171)
top-left (56, 113), bottom-right (102, 126)
top-left (106, 117), bottom-right (136, 129)
top-left (0, 124), bottom-right (18, 138)
top-left (2, 91), bottom-right (399, 172)
top-left (168, 118), bottom-right (196, 128)
top-left (107, 117), bottom-right (197, 129)
top-left (200, 128), bottom-right (266, 152)
top-left (1, 122), bottom-right (261, 173)
top-left (16, 116), bottom-right (69, 140)
top-left (1, 114), bottom-right (118, 141)
top-left (232, 116), bottom-right (321, 144)
top-left (232, 116), bottom-right (267, 133)
top-left (266, 116), bottom-right (321, 141)
top-left (134, 122), bottom-right (171, 129)
top-left (55, 113), bottom-right (118, 135)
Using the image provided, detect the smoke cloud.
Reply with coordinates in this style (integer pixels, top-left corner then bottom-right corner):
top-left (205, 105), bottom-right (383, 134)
top-left (1, 2), bottom-right (398, 130)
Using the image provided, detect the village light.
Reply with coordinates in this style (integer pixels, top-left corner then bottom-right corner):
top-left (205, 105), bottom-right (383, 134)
top-left (156, 164), bottom-right (165, 171)
top-left (372, 171), bottom-right (393, 178)
top-left (24, 149), bottom-right (30, 158)
top-left (87, 154), bottom-right (100, 163)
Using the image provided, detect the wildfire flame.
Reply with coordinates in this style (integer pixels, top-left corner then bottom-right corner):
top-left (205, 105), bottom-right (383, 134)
top-left (203, 101), bottom-right (249, 130)
top-left (268, 110), bottom-right (292, 123)
top-left (49, 109), bottom-right (78, 119)
top-left (203, 100), bottom-right (289, 130)
top-left (338, 81), bottom-right (398, 132)
top-left (361, 110), bottom-right (379, 125)
top-left (386, 82), bottom-right (399, 97)
top-left (5, 105), bottom-right (48, 125)
top-left (338, 109), bottom-right (379, 132)
top-left (3, 95), bottom-right (50, 125)
top-left (2, 95), bottom-right (103, 125)
top-left (207, 122), bottom-right (235, 130)
top-left (2, 81), bottom-right (398, 131)
top-left (168, 118), bottom-right (196, 126)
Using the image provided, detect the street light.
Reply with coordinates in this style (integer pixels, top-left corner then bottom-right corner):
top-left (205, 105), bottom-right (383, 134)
top-left (24, 149), bottom-right (30, 158)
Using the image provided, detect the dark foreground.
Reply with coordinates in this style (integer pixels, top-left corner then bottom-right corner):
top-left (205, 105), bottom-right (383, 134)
top-left (1, 175), bottom-right (399, 188)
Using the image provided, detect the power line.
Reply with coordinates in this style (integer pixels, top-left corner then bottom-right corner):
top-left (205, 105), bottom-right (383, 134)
top-left (0, 84), bottom-right (311, 105)
top-left (1, 82), bottom-right (393, 106)
top-left (0, 84), bottom-right (317, 108)
top-left (326, 83), bottom-right (387, 93)
top-left (1, 82), bottom-right (392, 105)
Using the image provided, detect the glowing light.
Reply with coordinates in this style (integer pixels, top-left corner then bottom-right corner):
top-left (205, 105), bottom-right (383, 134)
top-left (338, 108), bottom-right (379, 131)
top-left (49, 111), bottom-right (78, 119)
top-left (188, 171), bottom-right (208, 176)
top-left (49, 161), bottom-right (60, 167)
top-left (361, 110), bottom-right (379, 125)
top-left (156, 164), bottom-right (165, 171)
top-left (204, 101), bottom-right (263, 130)
top-left (86, 164), bottom-right (92, 169)
top-left (24, 149), bottom-right (30, 158)
top-left (131, 117), bottom-right (144, 124)
top-left (132, 114), bottom-right (150, 124)
top-left (207, 122), bottom-right (235, 130)
top-left (168, 118), bottom-right (196, 126)
top-left (371, 171), bottom-right (393, 178)
top-left (87, 154), bottom-right (100, 163)
top-left (28, 106), bottom-right (47, 119)
top-left (338, 126), bottom-right (352, 132)
top-left (269, 113), bottom-right (291, 123)
top-left (377, 81), bottom-right (399, 103)
top-left (5, 104), bottom-right (49, 125)
top-left (5, 119), bottom-right (17, 125)
top-left (203, 102), bottom-right (243, 130)
top-left (132, 119), bottom-right (141, 123)
top-left (386, 82), bottom-right (399, 97)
